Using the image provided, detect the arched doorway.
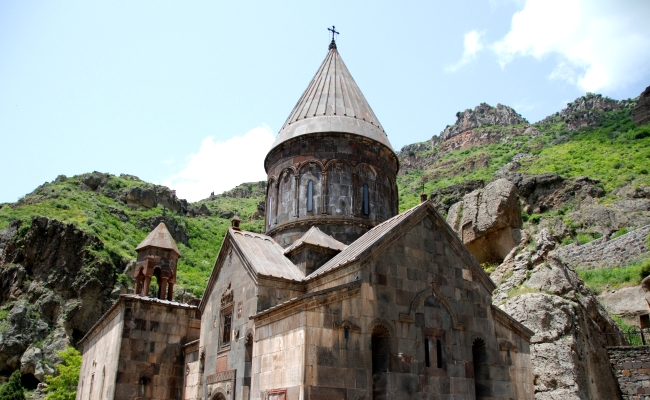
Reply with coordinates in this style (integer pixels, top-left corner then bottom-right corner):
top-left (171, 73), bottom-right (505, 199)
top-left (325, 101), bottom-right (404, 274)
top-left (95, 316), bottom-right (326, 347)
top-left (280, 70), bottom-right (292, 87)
top-left (371, 324), bottom-right (391, 400)
top-left (472, 338), bottom-right (489, 399)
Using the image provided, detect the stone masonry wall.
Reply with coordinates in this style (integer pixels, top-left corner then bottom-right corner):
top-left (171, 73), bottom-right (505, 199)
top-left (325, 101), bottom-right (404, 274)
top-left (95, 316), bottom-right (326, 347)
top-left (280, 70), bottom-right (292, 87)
top-left (608, 346), bottom-right (650, 399)
top-left (264, 133), bottom-right (398, 247)
top-left (556, 224), bottom-right (650, 269)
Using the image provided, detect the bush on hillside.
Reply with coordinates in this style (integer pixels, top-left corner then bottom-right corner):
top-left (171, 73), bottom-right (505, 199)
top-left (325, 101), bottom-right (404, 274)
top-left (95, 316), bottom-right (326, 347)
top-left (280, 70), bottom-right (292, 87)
top-left (44, 346), bottom-right (81, 400)
top-left (0, 370), bottom-right (25, 400)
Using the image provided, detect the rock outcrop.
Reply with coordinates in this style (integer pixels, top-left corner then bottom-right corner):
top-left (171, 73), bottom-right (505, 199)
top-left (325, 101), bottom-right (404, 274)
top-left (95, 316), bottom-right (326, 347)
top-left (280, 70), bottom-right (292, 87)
top-left (438, 103), bottom-right (528, 141)
top-left (540, 93), bottom-right (634, 131)
top-left (0, 218), bottom-right (122, 378)
top-left (447, 179), bottom-right (522, 263)
top-left (505, 173), bottom-right (605, 214)
top-left (632, 85), bottom-right (650, 126)
top-left (428, 180), bottom-right (485, 215)
top-left (493, 229), bottom-right (624, 399)
top-left (556, 224), bottom-right (650, 270)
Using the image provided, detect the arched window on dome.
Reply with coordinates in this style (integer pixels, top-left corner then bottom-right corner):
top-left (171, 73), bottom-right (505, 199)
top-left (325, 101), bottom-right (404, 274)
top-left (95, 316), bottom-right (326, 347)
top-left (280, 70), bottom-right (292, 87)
top-left (268, 196), bottom-right (273, 228)
top-left (363, 183), bottom-right (369, 215)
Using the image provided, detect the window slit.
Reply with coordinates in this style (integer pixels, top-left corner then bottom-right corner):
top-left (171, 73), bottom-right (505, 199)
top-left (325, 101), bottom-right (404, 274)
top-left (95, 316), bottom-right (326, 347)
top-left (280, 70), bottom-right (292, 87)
top-left (363, 183), bottom-right (369, 215)
top-left (307, 180), bottom-right (313, 212)
top-left (424, 338), bottom-right (430, 367)
top-left (436, 339), bottom-right (442, 368)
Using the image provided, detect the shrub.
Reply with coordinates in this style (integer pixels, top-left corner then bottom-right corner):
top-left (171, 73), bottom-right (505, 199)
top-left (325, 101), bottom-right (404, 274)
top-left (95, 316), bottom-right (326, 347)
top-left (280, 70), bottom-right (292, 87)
top-left (576, 233), bottom-right (594, 245)
top-left (639, 259), bottom-right (650, 281)
top-left (612, 228), bottom-right (629, 239)
top-left (44, 346), bottom-right (81, 400)
top-left (529, 214), bottom-right (541, 224)
top-left (0, 370), bottom-right (25, 400)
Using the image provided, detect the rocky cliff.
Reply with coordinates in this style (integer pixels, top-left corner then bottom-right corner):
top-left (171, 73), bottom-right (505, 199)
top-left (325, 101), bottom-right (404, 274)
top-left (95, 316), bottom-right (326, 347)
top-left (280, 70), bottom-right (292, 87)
top-left (0, 218), bottom-right (122, 385)
top-left (438, 103), bottom-right (528, 142)
top-left (540, 93), bottom-right (635, 131)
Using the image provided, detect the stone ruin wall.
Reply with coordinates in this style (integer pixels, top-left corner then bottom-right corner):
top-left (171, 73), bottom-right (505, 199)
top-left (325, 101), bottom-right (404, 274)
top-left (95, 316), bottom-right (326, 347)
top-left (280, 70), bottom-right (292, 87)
top-left (556, 224), bottom-right (650, 269)
top-left (608, 346), bottom-right (650, 399)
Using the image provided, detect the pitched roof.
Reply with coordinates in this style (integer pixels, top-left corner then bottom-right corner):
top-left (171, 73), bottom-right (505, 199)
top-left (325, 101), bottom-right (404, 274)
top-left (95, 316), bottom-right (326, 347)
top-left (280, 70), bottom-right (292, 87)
top-left (135, 222), bottom-right (181, 257)
top-left (230, 229), bottom-right (305, 281)
top-left (283, 226), bottom-right (347, 255)
top-left (304, 202), bottom-right (426, 280)
top-left (271, 45), bottom-right (393, 151)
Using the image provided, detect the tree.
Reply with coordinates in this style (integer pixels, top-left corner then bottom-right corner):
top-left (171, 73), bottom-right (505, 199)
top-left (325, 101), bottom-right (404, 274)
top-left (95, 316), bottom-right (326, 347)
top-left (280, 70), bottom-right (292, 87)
top-left (44, 346), bottom-right (81, 400)
top-left (0, 370), bottom-right (26, 400)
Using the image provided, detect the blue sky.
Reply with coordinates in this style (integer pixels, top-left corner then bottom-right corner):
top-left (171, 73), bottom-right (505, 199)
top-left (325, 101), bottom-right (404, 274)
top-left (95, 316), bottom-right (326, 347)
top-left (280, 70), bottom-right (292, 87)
top-left (1, 0), bottom-right (649, 203)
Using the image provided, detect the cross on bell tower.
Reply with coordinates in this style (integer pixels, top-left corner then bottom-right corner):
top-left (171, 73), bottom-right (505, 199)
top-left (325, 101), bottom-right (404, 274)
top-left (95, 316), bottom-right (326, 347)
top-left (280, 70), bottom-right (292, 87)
top-left (328, 25), bottom-right (339, 49)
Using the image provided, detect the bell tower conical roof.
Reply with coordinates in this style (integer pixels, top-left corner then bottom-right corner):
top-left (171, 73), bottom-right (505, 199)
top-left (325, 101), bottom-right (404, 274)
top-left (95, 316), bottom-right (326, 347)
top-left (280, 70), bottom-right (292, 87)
top-left (271, 44), bottom-right (393, 151)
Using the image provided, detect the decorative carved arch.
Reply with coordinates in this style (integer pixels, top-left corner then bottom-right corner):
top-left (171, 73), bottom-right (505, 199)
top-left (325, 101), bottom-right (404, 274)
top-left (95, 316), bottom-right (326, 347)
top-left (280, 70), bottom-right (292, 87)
top-left (352, 163), bottom-right (377, 180)
top-left (400, 285), bottom-right (463, 330)
top-left (368, 318), bottom-right (395, 337)
top-left (211, 388), bottom-right (227, 400)
top-left (297, 158), bottom-right (325, 172)
top-left (324, 158), bottom-right (354, 171)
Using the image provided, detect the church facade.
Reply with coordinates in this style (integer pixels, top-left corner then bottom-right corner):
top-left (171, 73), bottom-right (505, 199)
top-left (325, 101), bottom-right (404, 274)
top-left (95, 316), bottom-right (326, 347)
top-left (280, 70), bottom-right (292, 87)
top-left (78, 38), bottom-right (535, 400)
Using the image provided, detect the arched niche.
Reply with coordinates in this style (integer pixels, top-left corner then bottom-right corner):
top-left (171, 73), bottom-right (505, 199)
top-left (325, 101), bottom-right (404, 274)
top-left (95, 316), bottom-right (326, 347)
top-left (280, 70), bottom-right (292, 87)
top-left (276, 168), bottom-right (296, 224)
top-left (298, 162), bottom-right (322, 217)
top-left (353, 164), bottom-right (377, 219)
top-left (326, 160), bottom-right (352, 216)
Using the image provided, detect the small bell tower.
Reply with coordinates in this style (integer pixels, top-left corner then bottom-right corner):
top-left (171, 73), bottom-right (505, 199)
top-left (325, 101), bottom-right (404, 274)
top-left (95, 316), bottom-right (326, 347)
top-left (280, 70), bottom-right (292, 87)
top-left (133, 222), bottom-right (181, 300)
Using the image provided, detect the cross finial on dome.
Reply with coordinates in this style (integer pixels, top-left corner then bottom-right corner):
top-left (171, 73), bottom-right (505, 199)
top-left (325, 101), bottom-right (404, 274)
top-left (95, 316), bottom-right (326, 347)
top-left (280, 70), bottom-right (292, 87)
top-left (328, 25), bottom-right (339, 49)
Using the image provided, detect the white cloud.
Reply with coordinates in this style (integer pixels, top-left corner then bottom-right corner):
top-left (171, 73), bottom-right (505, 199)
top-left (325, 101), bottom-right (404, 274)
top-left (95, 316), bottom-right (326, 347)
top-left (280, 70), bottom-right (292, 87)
top-left (163, 126), bottom-right (275, 202)
top-left (492, 0), bottom-right (650, 91)
top-left (445, 30), bottom-right (486, 72)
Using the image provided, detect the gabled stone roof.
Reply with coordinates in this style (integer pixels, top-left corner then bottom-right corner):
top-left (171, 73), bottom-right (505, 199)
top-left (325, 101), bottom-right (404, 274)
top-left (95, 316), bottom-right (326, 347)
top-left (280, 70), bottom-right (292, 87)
top-left (230, 229), bottom-right (305, 281)
top-left (283, 226), bottom-right (347, 255)
top-left (135, 222), bottom-right (181, 257)
top-left (271, 46), bottom-right (393, 151)
top-left (304, 202), bottom-right (425, 281)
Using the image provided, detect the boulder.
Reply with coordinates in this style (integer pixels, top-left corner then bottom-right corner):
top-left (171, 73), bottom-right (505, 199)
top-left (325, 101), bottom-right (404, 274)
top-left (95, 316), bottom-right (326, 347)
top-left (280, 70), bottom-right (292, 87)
top-left (429, 180), bottom-right (485, 215)
top-left (447, 179), bottom-right (522, 263)
top-left (598, 286), bottom-right (649, 327)
top-left (125, 186), bottom-right (157, 209)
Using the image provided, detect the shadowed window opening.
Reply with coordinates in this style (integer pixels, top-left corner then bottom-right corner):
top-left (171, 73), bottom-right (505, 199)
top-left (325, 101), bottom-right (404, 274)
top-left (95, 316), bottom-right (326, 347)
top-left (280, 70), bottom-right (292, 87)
top-left (344, 326), bottom-right (350, 340)
top-left (424, 338), bottom-right (430, 367)
top-left (222, 313), bottom-right (232, 345)
top-left (436, 339), bottom-right (443, 368)
top-left (363, 183), bottom-right (369, 215)
top-left (307, 180), bottom-right (313, 211)
top-left (371, 325), bottom-right (390, 375)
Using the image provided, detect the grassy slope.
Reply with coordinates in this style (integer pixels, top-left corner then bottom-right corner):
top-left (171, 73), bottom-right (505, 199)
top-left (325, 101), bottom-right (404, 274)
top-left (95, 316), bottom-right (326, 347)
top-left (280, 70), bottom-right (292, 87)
top-left (398, 108), bottom-right (650, 213)
top-left (0, 176), bottom-right (264, 297)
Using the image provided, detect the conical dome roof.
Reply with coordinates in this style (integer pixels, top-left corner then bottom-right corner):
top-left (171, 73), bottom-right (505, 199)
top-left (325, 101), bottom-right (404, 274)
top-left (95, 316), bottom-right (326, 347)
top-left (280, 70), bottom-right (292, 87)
top-left (271, 44), bottom-right (393, 151)
top-left (136, 222), bottom-right (181, 257)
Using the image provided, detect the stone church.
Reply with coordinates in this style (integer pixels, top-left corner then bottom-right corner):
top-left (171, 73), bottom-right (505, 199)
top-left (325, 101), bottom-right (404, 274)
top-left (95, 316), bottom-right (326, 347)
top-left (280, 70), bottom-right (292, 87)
top-left (77, 37), bottom-right (535, 400)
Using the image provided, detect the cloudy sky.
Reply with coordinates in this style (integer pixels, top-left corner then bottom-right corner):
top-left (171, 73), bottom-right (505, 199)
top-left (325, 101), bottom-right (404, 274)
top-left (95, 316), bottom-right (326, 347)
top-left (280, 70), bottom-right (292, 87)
top-left (1, 0), bottom-right (649, 203)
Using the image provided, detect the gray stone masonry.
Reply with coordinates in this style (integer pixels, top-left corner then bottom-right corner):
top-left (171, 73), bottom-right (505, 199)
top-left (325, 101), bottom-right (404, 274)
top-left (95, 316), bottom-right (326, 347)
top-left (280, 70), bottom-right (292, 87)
top-left (556, 224), bottom-right (650, 269)
top-left (608, 346), bottom-right (650, 399)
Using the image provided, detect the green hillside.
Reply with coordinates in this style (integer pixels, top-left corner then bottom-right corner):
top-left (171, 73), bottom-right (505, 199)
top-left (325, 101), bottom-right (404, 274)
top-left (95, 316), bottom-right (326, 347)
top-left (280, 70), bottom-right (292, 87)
top-left (398, 103), bottom-right (650, 212)
top-left (0, 176), bottom-right (265, 297)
